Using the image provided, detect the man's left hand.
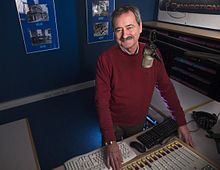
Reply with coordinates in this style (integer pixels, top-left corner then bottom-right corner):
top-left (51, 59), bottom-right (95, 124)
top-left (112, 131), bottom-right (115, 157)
top-left (178, 125), bottom-right (194, 147)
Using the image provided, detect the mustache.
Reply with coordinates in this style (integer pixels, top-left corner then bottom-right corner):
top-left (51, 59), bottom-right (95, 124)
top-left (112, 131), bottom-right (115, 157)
top-left (120, 36), bottom-right (133, 42)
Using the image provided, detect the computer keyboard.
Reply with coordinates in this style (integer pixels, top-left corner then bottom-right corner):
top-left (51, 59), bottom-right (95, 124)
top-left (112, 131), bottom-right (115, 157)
top-left (64, 141), bottom-right (137, 170)
top-left (137, 117), bottom-right (178, 149)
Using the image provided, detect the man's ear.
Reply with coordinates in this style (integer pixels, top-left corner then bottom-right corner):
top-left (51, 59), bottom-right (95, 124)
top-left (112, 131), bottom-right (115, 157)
top-left (139, 22), bottom-right (143, 33)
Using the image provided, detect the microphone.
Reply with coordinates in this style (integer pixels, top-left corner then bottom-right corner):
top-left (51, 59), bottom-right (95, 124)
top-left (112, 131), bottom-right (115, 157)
top-left (142, 46), bottom-right (154, 68)
top-left (142, 30), bottom-right (161, 68)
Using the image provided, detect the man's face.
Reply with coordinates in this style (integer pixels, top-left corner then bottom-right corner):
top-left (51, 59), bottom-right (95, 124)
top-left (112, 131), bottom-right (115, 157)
top-left (113, 11), bottom-right (142, 54)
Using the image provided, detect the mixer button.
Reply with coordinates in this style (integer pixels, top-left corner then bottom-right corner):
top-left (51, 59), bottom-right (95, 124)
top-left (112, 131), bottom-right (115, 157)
top-left (163, 147), bottom-right (170, 154)
top-left (151, 154), bottom-right (158, 160)
top-left (167, 145), bottom-right (174, 151)
top-left (159, 150), bottom-right (166, 156)
top-left (141, 158), bottom-right (151, 167)
top-left (137, 161), bottom-right (144, 168)
top-left (155, 152), bottom-right (162, 158)
top-left (146, 156), bottom-right (153, 163)
top-left (126, 165), bottom-right (132, 170)
top-left (175, 142), bottom-right (182, 147)
top-left (132, 163), bottom-right (139, 170)
top-left (171, 143), bottom-right (178, 149)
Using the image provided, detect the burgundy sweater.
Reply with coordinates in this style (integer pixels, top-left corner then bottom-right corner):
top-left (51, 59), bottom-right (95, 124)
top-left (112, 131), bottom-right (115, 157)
top-left (95, 43), bottom-right (186, 142)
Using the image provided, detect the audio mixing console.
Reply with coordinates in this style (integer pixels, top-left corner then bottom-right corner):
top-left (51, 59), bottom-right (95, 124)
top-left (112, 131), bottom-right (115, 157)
top-left (122, 138), bottom-right (219, 170)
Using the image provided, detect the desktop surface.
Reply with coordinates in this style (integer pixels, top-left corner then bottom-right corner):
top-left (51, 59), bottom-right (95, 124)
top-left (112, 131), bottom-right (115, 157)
top-left (55, 128), bottom-right (219, 170)
top-left (185, 101), bottom-right (220, 167)
top-left (53, 83), bottom-right (220, 170)
top-left (54, 102), bottom-right (220, 169)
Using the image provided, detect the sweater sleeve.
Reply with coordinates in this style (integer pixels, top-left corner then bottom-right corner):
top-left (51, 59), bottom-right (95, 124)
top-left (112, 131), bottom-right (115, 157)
top-left (155, 50), bottom-right (186, 126)
top-left (95, 54), bottom-right (116, 143)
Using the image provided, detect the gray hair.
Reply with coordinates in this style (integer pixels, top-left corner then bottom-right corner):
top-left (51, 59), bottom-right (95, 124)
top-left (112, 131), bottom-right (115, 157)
top-left (111, 5), bottom-right (142, 29)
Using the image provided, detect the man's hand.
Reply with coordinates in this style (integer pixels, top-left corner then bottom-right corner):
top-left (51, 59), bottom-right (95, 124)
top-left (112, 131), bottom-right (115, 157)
top-left (106, 141), bottom-right (123, 170)
top-left (178, 125), bottom-right (194, 147)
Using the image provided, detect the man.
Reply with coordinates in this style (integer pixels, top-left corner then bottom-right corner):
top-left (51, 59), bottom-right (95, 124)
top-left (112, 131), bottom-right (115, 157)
top-left (95, 5), bottom-right (193, 170)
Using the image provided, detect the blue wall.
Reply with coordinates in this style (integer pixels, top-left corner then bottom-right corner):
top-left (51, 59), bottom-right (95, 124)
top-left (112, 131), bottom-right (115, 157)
top-left (0, 0), bottom-right (157, 103)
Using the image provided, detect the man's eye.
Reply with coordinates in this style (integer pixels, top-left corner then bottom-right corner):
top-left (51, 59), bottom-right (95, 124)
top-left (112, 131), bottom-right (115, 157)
top-left (115, 28), bottom-right (122, 33)
top-left (127, 26), bottom-right (134, 30)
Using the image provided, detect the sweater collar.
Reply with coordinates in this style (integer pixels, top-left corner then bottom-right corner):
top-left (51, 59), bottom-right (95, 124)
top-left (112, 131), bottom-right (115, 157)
top-left (119, 44), bottom-right (139, 55)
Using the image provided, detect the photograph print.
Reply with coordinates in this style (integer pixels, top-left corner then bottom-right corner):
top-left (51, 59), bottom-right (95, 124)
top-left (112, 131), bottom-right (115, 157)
top-left (86, 0), bottom-right (114, 43)
top-left (15, 0), bottom-right (59, 54)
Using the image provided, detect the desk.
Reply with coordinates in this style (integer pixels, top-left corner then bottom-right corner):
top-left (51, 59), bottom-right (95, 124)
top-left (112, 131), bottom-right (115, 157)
top-left (54, 129), bottom-right (219, 169)
top-left (150, 79), bottom-right (213, 117)
top-left (53, 102), bottom-right (220, 169)
top-left (54, 80), bottom-right (217, 170)
top-left (185, 101), bottom-right (220, 167)
top-left (0, 119), bottom-right (40, 170)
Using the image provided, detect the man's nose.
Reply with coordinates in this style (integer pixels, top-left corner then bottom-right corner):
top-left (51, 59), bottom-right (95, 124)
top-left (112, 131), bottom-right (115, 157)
top-left (122, 29), bottom-right (129, 38)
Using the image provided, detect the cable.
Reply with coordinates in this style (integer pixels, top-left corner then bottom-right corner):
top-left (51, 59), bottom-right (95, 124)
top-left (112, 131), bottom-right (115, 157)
top-left (186, 119), bottom-right (200, 133)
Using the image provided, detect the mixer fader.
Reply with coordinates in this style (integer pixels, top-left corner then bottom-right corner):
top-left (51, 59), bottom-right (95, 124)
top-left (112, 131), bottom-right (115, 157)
top-left (122, 138), bottom-right (218, 170)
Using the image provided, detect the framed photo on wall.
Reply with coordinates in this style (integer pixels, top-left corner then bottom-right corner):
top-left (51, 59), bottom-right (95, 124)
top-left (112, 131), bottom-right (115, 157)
top-left (15, 0), bottom-right (60, 54)
top-left (86, 0), bottom-right (115, 44)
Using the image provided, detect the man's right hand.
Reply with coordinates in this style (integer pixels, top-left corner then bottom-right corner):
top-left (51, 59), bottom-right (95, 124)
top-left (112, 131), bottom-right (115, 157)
top-left (106, 141), bottom-right (123, 170)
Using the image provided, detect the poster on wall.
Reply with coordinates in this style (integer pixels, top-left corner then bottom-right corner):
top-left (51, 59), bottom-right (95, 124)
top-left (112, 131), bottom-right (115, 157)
top-left (86, 0), bottom-right (115, 44)
top-left (15, 0), bottom-right (59, 54)
top-left (157, 0), bottom-right (220, 30)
